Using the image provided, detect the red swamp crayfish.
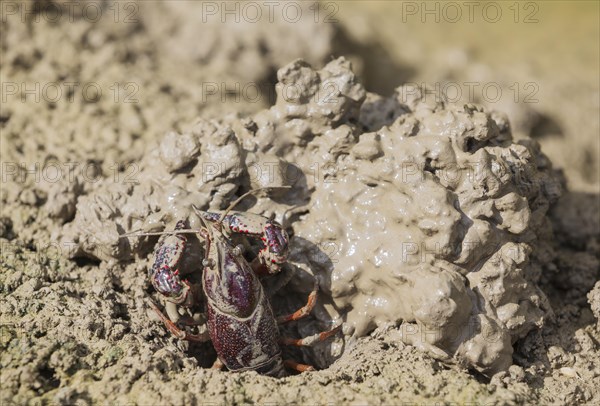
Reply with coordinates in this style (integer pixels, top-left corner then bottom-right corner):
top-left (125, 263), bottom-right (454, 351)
top-left (126, 188), bottom-right (342, 376)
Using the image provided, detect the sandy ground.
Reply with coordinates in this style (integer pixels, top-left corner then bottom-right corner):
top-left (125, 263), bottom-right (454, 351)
top-left (1, 1), bottom-right (599, 405)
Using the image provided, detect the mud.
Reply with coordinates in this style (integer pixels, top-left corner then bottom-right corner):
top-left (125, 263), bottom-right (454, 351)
top-left (1, 1), bottom-right (599, 405)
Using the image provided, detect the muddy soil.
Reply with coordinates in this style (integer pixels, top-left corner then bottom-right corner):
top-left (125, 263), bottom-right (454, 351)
top-left (1, 1), bottom-right (599, 405)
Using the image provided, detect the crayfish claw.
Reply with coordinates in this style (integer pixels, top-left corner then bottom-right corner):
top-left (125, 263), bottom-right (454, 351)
top-left (149, 301), bottom-right (210, 342)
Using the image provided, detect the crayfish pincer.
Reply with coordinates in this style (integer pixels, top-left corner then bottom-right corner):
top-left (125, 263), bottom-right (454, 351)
top-left (138, 189), bottom-right (342, 376)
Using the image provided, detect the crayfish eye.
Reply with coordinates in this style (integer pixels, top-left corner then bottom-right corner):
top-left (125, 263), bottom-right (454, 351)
top-left (202, 258), bottom-right (215, 268)
top-left (232, 245), bottom-right (243, 256)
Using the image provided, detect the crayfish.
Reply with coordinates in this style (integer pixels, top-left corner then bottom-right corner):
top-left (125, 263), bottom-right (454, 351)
top-left (129, 188), bottom-right (341, 376)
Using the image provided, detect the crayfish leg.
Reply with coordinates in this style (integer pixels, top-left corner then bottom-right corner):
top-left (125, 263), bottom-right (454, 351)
top-left (211, 358), bottom-right (225, 370)
top-left (280, 324), bottom-right (343, 347)
top-left (276, 281), bottom-right (318, 324)
top-left (283, 359), bottom-right (315, 373)
top-left (149, 301), bottom-right (210, 342)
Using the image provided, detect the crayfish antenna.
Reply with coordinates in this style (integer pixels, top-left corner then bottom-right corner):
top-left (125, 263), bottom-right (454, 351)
top-left (218, 186), bottom-right (291, 229)
top-left (191, 205), bottom-right (212, 237)
top-left (119, 187), bottom-right (290, 240)
top-left (119, 228), bottom-right (204, 239)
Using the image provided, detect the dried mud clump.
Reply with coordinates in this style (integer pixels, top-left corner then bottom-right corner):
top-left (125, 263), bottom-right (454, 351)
top-left (63, 57), bottom-right (561, 376)
top-left (589, 282), bottom-right (600, 329)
